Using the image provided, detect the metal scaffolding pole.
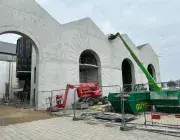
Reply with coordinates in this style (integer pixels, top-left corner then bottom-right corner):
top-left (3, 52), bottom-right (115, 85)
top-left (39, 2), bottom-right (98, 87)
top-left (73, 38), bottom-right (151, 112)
top-left (8, 61), bottom-right (11, 100)
top-left (7, 59), bottom-right (14, 100)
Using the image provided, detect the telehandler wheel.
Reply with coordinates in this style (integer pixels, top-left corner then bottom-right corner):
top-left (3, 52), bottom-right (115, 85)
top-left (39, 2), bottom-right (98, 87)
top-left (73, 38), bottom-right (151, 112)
top-left (102, 97), bottom-right (108, 104)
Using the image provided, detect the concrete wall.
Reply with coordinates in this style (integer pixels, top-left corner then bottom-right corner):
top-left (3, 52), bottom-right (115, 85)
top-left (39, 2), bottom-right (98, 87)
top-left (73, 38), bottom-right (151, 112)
top-left (0, 0), bottom-right (161, 109)
top-left (109, 34), bottom-right (139, 86)
top-left (9, 62), bottom-right (19, 99)
top-left (0, 61), bottom-right (6, 98)
top-left (0, 61), bottom-right (18, 99)
top-left (60, 19), bottom-right (113, 100)
top-left (138, 44), bottom-right (161, 83)
top-left (59, 19), bottom-right (154, 100)
top-left (0, 0), bottom-right (63, 109)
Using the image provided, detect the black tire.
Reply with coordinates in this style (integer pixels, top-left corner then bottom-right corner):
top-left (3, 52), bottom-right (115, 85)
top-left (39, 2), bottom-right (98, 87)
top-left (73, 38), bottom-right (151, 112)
top-left (78, 98), bottom-right (86, 103)
top-left (87, 98), bottom-right (94, 106)
top-left (102, 97), bottom-right (108, 105)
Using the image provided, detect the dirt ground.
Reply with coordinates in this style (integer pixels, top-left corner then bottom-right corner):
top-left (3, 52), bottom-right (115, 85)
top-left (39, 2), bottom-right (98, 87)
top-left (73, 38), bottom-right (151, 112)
top-left (0, 105), bottom-right (54, 126)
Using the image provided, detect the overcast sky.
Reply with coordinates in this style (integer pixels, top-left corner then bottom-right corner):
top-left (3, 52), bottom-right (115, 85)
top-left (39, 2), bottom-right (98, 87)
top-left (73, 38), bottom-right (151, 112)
top-left (0, 0), bottom-right (180, 81)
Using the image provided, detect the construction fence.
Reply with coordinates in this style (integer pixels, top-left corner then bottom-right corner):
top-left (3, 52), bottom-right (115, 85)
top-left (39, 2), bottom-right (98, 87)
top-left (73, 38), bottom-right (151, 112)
top-left (120, 83), bottom-right (180, 134)
top-left (144, 105), bottom-right (180, 128)
top-left (45, 89), bottom-right (66, 111)
top-left (43, 82), bottom-right (180, 134)
top-left (45, 85), bottom-right (121, 111)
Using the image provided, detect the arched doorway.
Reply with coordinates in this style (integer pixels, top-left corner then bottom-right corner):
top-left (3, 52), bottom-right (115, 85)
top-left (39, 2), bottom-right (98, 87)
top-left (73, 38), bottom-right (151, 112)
top-left (147, 64), bottom-right (156, 91)
top-left (147, 64), bottom-right (156, 80)
top-left (122, 58), bottom-right (135, 92)
top-left (79, 50), bottom-right (102, 86)
top-left (0, 29), bottom-right (39, 109)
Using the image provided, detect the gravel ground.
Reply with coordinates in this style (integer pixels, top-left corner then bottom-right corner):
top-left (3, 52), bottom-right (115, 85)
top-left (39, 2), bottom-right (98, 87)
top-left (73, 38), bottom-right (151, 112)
top-left (0, 105), bottom-right (54, 126)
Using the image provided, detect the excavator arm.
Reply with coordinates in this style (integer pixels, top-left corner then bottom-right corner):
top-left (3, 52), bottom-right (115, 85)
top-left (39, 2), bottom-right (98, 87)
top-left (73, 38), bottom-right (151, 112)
top-left (108, 32), bottom-right (162, 92)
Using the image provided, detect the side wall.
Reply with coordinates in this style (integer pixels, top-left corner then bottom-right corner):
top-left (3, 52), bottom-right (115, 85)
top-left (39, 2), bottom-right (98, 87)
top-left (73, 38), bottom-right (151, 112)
top-left (0, 61), bottom-right (7, 98)
top-left (109, 36), bottom-right (142, 87)
top-left (59, 27), bottom-right (113, 104)
top-left (0, 0), bottom-right (64, 109)
top-left (138, 44), bottom-right (161, 83)
top-left (0, 61), bottom-right (18, 99)
top-left (57, 25), bottom-right (148, 105)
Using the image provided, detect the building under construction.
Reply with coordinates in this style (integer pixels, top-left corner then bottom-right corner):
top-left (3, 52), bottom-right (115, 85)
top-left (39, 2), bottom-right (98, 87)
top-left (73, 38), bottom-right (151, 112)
top-left (0, 0), bottom-right (161, 109)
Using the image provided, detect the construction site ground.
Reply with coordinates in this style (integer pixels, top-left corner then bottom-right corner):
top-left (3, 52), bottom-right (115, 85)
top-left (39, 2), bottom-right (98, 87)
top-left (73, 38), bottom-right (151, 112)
top-left (0, 117), bottom-right (179, 140)
top-left (0, 105), bottom-right (179, 139)
top-left (0, 105), bottom-right (54, 126)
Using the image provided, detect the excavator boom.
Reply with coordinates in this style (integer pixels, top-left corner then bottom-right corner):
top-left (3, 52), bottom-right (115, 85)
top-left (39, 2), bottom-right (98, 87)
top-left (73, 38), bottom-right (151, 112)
top-left (108, 32), bottom-right (162, 92)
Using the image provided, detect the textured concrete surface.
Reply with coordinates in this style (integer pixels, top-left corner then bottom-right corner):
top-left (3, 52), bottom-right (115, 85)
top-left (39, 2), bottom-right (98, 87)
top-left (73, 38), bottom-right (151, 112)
top-left (0, 117), bottom-right (179, 140)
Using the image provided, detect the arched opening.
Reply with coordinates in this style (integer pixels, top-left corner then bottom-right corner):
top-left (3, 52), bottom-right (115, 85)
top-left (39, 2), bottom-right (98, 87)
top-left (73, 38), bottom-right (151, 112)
top-left (147, 64), bottom-right (156, 80)
top-left (79, 50), bottom-right (101, 86)
top-left (0, 30), bottom-right (39, 109)
top-left (147, 64), bottom-right (156, 91)
top-left (122, 58), bottom-right (135, 92)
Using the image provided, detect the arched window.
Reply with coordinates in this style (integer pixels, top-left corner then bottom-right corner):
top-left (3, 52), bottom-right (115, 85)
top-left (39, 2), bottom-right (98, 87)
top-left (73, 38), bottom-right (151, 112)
top-left (79, 50), bottom-right (101, 86)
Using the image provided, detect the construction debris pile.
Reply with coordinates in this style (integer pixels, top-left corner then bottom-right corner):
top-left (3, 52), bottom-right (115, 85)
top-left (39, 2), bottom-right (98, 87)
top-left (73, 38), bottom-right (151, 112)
top-left (48, 104), bottom-right (137, 125)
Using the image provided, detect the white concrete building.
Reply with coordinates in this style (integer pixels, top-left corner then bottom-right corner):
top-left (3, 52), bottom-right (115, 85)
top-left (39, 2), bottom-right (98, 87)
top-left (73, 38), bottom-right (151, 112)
top-left (0, 42), bottom-right (18, 99)
top-left (0, 0), bottom-right (161, 109)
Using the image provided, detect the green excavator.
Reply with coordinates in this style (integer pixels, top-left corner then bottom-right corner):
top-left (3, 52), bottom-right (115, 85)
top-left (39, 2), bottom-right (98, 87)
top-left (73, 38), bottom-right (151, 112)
top-left (108, 32), bottom-right (180, 114)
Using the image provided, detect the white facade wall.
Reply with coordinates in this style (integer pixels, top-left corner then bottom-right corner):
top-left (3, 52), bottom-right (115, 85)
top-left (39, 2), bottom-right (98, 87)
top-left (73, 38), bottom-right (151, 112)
top-left (0, 0), bottom-right (161, 109)
top-left (138, 44), bottom-right (161, 83)
top-left (0, 61), bottom-right (6, 98)
top-left (0, 61), bottom-right (18, 99)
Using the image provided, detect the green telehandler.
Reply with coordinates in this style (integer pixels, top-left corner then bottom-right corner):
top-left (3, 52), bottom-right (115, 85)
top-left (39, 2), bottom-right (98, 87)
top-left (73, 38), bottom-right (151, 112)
top-left (108, 33), bottom-right (180, 114)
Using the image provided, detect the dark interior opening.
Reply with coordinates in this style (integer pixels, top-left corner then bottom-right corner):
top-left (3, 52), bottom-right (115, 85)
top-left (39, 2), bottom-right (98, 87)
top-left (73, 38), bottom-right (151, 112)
top-left (147, 64), bottom-right (155, 91)
top-left (122, 59), bottom-right (132, 92)
top-left (79, 50), bottom-right (97, 66)
top-left (147, 65), bottom-right (153, 77)
top-left (79, 50), bottom-right (99, 84)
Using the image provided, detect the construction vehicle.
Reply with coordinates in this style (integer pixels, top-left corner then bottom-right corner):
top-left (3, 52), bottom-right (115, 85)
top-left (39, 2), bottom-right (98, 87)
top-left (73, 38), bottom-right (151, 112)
top-left (55, 83), bottom-right (108, 109)
top-left (108, 32), bottom-right (180, 113)
top-left (108, 33), bottom-right (162, 92)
